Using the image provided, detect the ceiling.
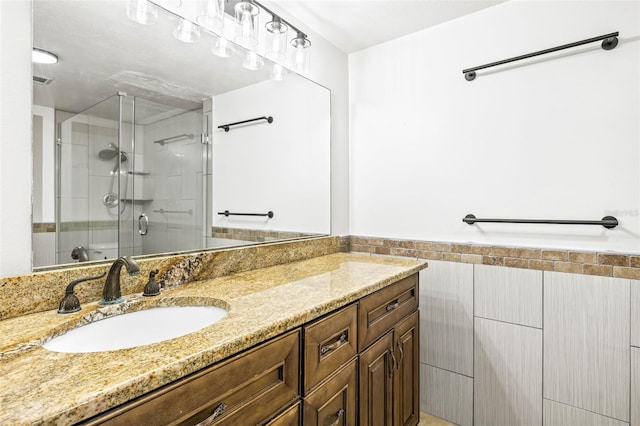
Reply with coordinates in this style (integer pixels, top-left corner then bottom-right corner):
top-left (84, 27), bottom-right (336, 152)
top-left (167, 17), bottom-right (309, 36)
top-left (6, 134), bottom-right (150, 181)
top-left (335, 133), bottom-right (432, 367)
top-left (272, 0), bottom-right (507, 53)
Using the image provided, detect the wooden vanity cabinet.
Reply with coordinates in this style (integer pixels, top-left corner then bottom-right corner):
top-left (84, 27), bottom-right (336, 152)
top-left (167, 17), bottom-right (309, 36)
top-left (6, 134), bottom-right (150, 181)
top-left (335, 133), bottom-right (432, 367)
top-left (81, 273), bottom-right (420, 426)
top-left (358, 275), bottom-right (420, 426)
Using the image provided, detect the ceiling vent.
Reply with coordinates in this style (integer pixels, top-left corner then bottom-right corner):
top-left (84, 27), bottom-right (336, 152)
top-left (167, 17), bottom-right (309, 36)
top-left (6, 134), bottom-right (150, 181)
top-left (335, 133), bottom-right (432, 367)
top-left (33, 75), bottom-right (53, 84)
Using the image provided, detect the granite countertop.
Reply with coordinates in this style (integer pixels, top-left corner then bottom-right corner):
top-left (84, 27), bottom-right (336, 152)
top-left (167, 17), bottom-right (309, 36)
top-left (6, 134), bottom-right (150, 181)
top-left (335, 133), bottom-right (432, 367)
top-left (0, 253), bottom-right (427, 425)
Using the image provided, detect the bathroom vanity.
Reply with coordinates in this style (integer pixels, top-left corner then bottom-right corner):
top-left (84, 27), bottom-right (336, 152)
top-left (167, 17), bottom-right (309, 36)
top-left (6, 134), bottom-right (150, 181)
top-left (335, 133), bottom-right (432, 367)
top-left (0, 252), bottom-right (426, 425)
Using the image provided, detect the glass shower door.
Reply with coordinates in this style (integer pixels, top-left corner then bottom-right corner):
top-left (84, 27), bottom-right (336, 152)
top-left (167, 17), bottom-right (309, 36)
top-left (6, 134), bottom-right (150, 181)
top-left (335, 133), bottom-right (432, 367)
top-left (119, 96), bottom-right (207, 257)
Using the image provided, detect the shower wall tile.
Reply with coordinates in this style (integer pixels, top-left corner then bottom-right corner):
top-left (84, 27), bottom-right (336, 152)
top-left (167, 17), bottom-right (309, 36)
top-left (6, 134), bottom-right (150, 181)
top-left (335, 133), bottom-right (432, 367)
top-left (543, 399), bottom-right (628, 426)
top-left (60, 197), bottom-right (89, 223)
top-left (61, 167), bottom-right (88, 199)
top-left (544, 272), bottom-right (630, 421)
top-left (71, 122), bottom-right (89, 146)
top-left (475, 264), bottom-right (542, 328)
top-left (420, 260), bottom-right (474, 376)
top-left (58, 230), bottom-right (89, 256)
top-left (421, 364), bottom-right (473, 426)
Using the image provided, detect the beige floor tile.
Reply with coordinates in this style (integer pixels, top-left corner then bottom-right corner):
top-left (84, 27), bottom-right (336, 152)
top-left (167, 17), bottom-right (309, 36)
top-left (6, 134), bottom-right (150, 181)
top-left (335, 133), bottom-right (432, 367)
top-left (419, 411), bottom-right (455, 425)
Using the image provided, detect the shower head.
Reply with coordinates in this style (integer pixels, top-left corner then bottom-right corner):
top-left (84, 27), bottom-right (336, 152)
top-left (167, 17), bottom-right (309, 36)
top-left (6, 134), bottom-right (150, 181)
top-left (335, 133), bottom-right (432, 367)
top-left (98, 143), bottom-right (127, 161)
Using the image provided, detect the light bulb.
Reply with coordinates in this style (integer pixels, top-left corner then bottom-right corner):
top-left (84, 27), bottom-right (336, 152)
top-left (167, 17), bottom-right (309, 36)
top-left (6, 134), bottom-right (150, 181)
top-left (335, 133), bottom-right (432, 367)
top-left (269, 63), bottom-right (286, 81)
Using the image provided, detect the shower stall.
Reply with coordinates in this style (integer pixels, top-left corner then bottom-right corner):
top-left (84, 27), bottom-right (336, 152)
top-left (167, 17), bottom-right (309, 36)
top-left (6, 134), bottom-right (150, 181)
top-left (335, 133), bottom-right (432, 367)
top-left (56, 93), bottom-right (209, 264)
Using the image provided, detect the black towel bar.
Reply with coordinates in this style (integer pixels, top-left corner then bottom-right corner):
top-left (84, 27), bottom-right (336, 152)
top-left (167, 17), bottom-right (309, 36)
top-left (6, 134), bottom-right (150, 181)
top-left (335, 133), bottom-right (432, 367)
top-left (463, 214), bottom-right (618, 229)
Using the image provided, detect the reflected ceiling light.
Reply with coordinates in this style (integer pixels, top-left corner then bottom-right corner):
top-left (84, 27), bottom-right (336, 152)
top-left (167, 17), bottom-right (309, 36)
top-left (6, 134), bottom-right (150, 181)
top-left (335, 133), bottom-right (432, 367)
top-left (197, 0), bottom-right (224, 30)
top-left (212, 36), bottom-right (236, 58)
top-left (234, 1), bottom-right (260, 47)
top-left (242, 51), bottom-right (264, 71)
top-left (173, 18), bottom-right (200, 43)
top-left (291, 32), bottom-right (311, 74)
top-left (126, 0), bottom-right (158, 25)
top-left (265, 15), bottom-right (287, 62)
top-left (32, 48), bottom-right (58, 64)
top-left (269, 63), bottom-right (286, 81)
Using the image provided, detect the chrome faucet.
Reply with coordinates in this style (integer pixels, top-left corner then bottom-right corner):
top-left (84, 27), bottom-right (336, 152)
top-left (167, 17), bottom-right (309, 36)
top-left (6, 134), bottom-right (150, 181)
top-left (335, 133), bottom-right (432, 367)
top-left (99, 256), bottom-right (140, 305)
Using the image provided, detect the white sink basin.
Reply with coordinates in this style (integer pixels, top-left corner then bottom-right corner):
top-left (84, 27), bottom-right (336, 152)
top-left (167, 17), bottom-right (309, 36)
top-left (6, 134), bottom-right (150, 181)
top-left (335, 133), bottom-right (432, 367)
top-left (43, 306), bottom-right (228, 353)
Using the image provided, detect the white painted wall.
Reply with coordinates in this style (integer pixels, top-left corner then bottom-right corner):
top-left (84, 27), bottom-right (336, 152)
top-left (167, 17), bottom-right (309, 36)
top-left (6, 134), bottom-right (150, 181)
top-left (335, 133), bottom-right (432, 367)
top-left (212, 79), bottom-right (331, 234)
top-left (0, 0), bottom-right (32, 276)
top-left (349, 0), bottom-right (640, 253)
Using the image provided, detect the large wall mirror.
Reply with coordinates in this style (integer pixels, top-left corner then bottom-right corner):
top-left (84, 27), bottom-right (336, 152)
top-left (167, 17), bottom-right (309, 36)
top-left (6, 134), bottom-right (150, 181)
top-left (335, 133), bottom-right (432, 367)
top-left (31, 0), bottom-right (331, 271)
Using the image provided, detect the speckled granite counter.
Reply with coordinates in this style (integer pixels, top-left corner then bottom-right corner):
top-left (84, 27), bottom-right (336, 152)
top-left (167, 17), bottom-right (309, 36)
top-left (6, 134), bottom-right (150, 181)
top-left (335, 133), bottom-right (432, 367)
top-left (0, 253), bottom-right (427, 425)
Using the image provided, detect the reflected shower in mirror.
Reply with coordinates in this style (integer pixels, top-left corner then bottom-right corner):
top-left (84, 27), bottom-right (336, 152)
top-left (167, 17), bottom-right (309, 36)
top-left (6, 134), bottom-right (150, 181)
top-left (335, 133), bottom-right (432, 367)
top-left (31, 0), bottom-right (330, 270)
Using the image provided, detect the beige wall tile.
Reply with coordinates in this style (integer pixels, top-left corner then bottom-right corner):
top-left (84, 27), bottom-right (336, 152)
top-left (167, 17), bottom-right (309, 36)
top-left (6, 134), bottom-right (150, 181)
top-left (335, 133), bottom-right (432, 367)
top-left (584, 264), bottom-right (613, 277)
top-left (542, 250), bottom-right (568, 261)
top-left (598, 254), bottom-right (630, 267)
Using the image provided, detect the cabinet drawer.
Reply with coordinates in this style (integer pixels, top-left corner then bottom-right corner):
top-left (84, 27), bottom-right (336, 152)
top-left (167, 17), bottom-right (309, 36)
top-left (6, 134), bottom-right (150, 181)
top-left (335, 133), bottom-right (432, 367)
top-left (358, 274), bottom-right (418, 350)
top-left (85, 330), bottom-right (300, 426)
top-left (303, 358), bottom-right (357, 426)
top-left (304, 304), bottom-right (358, 393)
top-left (266, 401), bottom-right (301, 426)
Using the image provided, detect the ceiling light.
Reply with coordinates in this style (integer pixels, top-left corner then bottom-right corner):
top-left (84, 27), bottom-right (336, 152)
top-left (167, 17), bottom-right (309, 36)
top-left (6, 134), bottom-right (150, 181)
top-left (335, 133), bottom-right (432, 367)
top-left (32, 48), bottom-right (58, 64)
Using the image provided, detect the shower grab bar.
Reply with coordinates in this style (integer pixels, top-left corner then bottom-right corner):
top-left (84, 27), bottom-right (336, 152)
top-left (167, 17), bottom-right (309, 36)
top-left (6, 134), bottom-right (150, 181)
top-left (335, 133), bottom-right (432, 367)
top-left (218, 116), bottom-right (273, 132)
top-left (153, 134), bottom-right (194, 146)
top-left (463, 214), bottom-right (619, 229)
top-left (462, 31), bottom-right (619, 81)
top-left (218, 210), bottom-right (274, 218)
top-left (154, 208), bottom-right (193, 215)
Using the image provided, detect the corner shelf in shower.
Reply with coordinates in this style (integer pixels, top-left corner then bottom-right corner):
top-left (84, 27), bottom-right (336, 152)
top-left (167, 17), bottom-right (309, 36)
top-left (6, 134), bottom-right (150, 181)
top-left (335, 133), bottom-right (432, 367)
top-left (127, 171), bottom-right (151, 176)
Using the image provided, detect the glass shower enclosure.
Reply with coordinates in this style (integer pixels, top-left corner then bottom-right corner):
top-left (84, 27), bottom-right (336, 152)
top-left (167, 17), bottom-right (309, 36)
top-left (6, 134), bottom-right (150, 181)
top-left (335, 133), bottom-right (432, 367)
top-left (56, 93), bottom-right (207, 264)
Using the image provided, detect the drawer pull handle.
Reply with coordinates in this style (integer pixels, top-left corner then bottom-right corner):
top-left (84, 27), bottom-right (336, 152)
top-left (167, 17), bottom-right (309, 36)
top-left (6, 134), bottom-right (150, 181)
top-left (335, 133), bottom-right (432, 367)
top-left (328, 408), bottom-right (346, 426)
top-left (385, 301), bottom-right (399, 312)
top-left (197, 403), bottom-right (227, 426)
top-left (388, 347), bottom-right (396, 378)
top-left (397, 338), bottom-right (404, 369)
top-left (320, 332), bottom-right (348, 355)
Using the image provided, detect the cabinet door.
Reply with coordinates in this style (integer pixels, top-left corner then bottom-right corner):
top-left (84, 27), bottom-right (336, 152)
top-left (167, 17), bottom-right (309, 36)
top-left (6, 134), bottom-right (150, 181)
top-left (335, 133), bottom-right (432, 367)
top-left (264, 401), bottom-right (300, 426)
top-left (394, 311), bottom-right (419, 426)
top-left (359, 332), bottom-right (394, 426)
top-left (304, 358), bottom-right (357, 426)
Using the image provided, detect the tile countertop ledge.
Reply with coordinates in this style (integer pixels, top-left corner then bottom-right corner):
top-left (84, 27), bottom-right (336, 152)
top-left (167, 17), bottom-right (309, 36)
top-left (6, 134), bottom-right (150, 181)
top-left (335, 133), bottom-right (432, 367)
top-left (0, 253), bottom-right (427, 425)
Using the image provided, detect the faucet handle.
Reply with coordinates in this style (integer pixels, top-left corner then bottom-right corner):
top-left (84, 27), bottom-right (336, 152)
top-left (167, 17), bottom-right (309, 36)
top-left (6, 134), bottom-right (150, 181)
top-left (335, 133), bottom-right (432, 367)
top-left (143, 269), bottom-right (161, 297)
top-left (57, 272), bottom-right (107, 314)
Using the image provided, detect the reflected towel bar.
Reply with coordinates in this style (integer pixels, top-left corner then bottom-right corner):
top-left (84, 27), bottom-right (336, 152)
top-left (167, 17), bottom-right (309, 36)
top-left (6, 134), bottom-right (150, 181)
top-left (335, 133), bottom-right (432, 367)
top-left (462, 31), bottom-right (619, 81)
top-left (154, 134), bottom-right (194, 145)
top-left (218, 116), bottom-right (273, 132)
top-left (463, 214), bottom-right (618, 229)
top-left (154, 208), bottom-right (193, 215)
top-left (218, 210), bottom-right (274, 218)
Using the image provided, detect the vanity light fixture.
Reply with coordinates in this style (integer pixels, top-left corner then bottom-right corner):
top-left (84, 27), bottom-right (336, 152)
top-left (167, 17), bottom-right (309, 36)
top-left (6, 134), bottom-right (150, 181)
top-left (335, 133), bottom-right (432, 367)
top-left (291, 31), bottom-right (311, 74)
top-left (234, 1), bottom-right (260, 47)
top-left (265, 15), bottom-right (287, 62)
top-left (32, 48), bottom-right (58, 64)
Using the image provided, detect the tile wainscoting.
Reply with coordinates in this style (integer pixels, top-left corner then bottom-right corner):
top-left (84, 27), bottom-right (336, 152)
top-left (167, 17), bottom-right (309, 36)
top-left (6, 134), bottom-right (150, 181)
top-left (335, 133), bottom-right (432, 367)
top-left (344, 235), bottom-right (640, 279)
